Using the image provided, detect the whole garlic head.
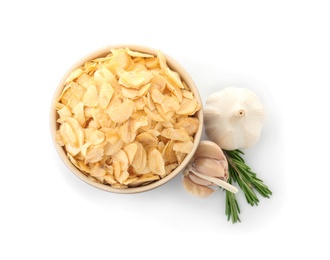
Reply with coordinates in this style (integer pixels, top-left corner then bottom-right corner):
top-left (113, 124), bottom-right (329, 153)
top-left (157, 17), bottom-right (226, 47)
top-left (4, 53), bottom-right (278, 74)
top-left (182, 140), bottom-right (238, 198)
top-left (204, 87), bottom-right (266, 150)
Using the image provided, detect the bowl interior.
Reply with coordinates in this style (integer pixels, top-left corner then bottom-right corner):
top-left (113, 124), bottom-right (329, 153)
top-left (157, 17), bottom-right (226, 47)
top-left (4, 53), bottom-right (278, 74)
top-left (50, 44), bottom-right (203, 193)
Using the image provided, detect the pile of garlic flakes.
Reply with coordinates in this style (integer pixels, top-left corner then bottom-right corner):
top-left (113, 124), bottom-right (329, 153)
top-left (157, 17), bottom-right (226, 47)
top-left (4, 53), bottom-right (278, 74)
top-left (54, 48), bottom-right (201, 188)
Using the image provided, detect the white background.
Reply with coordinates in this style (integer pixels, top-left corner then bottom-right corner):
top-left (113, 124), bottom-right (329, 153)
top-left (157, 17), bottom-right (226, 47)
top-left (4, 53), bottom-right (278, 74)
top-left (1, 0), bottom-right (329, 259)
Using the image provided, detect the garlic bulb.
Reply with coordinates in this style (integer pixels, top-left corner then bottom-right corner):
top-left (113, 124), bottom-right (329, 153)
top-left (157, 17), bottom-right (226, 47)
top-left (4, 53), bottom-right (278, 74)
top-left (182, 140), bottom-right (238, 198)
top-left (204, 87), bottom-right (266, 150)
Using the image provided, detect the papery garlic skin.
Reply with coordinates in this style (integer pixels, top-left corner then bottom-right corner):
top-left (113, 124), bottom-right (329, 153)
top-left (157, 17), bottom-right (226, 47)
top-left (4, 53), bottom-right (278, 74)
top-left (182, 140), bottom-right (238, 197)
top-left (204, 87), bottom-right (266, 150)
top-left (194, 158), bottom-right (225, 178)
top-left (182, 173), bottom-right (214, 198)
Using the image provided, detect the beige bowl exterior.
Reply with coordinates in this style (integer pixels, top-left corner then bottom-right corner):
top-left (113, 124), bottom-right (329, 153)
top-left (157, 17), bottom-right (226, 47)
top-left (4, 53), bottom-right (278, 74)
top-left (50, 44), bottom-right (203, 194)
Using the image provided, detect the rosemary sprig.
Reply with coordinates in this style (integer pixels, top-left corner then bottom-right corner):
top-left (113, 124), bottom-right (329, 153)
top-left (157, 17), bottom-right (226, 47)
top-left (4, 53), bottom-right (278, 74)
top-left (225, 175), bottom-right (240, 223)
top-left (224, 149), bottom-right (272, 223)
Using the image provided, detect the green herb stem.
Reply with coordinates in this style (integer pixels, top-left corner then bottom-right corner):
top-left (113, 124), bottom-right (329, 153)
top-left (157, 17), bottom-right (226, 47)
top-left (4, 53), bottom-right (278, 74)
top-left (224, 149), bottom-right (272, 223)
top-left (225, 176), bottom-right (240, 223)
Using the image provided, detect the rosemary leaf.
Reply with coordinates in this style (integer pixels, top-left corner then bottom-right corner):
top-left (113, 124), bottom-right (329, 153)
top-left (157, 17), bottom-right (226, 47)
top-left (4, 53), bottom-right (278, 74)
top-left (225, 176), bottom-right (241, 223)
top-left (224, 149), bottom-right (272, 222)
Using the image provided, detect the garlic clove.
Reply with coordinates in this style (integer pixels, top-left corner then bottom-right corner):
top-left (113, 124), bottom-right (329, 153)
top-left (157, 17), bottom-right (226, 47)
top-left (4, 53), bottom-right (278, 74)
top-left (194, 158), bottom-right (226, 178)
top-left (191, 170), bottom-right (238, 194)
top-left (204, 87), bottom-right (266, 150)
top-left (193, 140), bottom-right (227, 162)
top-left (182, 140), bottom-right (238, 197)
top-left (182, 175), bottom-right (214, 198)
top-left (188, 173), bottom-right (214, 186)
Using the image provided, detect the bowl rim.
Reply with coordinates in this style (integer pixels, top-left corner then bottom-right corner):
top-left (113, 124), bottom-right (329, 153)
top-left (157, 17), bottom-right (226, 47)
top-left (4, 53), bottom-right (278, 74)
top-left (50, 44), bottom-right (204, 194)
